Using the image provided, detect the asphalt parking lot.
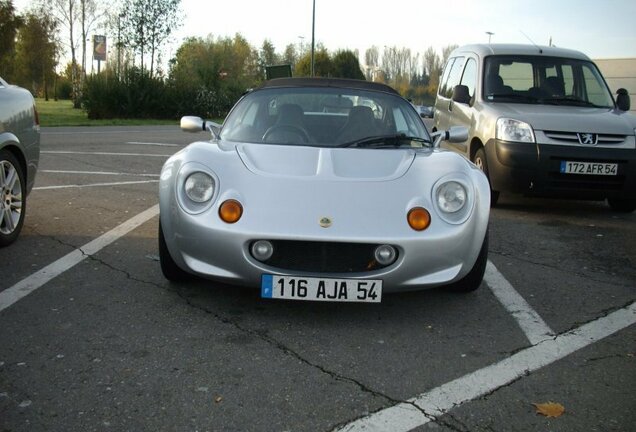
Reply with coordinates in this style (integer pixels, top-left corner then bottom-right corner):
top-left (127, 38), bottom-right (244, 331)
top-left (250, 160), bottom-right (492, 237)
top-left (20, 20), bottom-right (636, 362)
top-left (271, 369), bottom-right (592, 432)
top-left (1, 124), bottom-right (634, 432)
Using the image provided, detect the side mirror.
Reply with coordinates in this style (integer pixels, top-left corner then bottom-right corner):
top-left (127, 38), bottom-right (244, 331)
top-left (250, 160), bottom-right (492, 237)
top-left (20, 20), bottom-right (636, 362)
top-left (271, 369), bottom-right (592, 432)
top-left (180, 116), bottom-right (221, 140)
top-left (430, 126), bottom-right (469, 148)
top-left (452, 85), bottom-right (471, 104)
top-left (616, 88), bottom-right (630, 112)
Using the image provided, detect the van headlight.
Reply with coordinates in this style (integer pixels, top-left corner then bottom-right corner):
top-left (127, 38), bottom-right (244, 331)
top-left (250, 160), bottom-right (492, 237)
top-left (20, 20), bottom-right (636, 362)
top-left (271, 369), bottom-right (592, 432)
top-left (496, 118), bottom-right (535, 143)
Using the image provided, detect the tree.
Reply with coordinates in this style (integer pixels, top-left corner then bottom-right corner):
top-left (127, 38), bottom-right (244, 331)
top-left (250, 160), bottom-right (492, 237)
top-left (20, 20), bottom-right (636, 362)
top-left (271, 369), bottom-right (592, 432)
top-left (0, 0), bottom-right (23, 79)
top-left (332, 50), bottom-right (365, 80)
top-left (47, 0), bottom-right (81, 106)
top-left (281, 43), bottom-right (298, 68)
top-left (13, 12), bottom-right (59, 98)
top-left (79, 0), bottom-right (105, 79)
top-left (364, 45), bottom-right (379, 80)
top-left (121, 0), bottom-right (181, 75)
top-left (295, 46), bottom-right (332, 77)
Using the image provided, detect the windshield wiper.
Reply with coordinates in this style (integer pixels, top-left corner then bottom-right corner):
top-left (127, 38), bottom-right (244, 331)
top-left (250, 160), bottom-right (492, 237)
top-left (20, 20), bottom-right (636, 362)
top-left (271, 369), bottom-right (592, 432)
top-left (540, 97), bottom-right (604, 107)
top-left (338, 134), bottom-right (430, 148)
top-left (487, 93), bottom-right (540, 103)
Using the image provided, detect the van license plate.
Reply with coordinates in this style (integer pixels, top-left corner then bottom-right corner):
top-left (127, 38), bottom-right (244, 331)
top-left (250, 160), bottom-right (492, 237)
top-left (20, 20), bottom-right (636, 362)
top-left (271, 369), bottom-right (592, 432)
top-left (261, 275), bottom-right (382, 302)
top-left (560, 161), bottom-right (617, 176)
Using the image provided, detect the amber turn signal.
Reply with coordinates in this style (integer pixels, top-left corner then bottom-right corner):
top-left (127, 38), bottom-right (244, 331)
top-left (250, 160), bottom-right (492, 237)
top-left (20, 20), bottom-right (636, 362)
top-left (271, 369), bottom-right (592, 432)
top-left (219, 199), bottom-right (243, 223)
top-left (407, 207), bottom-right (431, 231)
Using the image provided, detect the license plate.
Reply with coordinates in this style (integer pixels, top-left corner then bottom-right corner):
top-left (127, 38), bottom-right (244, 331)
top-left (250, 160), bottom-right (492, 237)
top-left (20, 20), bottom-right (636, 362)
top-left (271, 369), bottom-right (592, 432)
top-left (560, 161), bottom-right (617, 176)
top-left (261, 274), bottom-right (382, 303)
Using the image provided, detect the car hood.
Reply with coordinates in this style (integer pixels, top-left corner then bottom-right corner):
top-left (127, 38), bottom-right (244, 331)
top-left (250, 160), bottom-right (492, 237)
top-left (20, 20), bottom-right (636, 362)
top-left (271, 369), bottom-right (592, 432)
top-left (491, 103), bottom-right (636, 133)
top-left (235, 143), bottom-right (417, 181)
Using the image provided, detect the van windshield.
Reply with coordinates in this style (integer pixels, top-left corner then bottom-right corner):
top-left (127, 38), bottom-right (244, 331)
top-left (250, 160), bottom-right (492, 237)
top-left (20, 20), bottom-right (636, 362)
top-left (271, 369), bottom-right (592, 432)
top-left (483, 55), bottom-right (614, 108)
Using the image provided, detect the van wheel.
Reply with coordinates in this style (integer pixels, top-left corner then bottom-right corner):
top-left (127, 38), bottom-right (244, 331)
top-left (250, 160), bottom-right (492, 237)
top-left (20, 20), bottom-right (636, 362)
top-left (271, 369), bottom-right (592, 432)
top-left (473, 148), bottom-right (500, 206)
top-left (607, 198), bottom-right (636, 213)
top-left (0, 149), bottom-right (26, 247)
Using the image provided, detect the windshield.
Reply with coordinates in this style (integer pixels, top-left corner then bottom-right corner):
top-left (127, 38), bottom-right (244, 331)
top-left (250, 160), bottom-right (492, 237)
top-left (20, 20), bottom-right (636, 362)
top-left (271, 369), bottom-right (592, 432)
top-left (221, 86), bottom-right (430, 148)
top-left (483, 55), bottom-right (614, 108)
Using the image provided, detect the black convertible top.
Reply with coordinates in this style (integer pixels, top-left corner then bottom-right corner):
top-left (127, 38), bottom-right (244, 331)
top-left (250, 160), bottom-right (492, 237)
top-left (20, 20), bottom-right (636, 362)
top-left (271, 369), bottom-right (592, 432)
top-left (258, 77), bottom-right (400, 95)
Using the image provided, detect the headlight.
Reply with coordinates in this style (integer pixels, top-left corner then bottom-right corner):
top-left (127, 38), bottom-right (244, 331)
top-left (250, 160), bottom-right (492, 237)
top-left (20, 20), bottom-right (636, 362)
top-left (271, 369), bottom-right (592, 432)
top-left (496, 118), bottom-right (535, 143)
top-left (432, 175), bottom-right (474, 225)
top-left (184, 172), bottom-right (214, 203)
top-left (437, 181), bottom-right (467, 213)
top-left (175, 163), bottom-right (218, 215)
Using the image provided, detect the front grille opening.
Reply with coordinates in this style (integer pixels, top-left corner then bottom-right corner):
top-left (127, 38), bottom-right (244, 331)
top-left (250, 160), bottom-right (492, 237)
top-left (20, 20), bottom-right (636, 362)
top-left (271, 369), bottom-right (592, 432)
top-left (252, 240), bottom-right (398, 273)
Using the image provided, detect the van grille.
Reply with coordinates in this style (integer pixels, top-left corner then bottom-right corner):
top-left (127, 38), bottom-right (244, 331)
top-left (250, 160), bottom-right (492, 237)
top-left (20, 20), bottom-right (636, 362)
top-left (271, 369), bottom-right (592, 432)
top-left (543, 131), bottom-right (626, 145)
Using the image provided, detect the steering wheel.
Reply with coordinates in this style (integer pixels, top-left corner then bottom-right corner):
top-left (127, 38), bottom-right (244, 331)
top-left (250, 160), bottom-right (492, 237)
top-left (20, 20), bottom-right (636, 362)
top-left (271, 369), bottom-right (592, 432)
top-left (262, 125), bottom-right (311, 144)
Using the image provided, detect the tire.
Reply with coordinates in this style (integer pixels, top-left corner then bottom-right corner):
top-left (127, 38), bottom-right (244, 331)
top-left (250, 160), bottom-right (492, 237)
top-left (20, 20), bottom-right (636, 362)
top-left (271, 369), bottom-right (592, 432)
top-left (473, 147), bottom-right (500, 206)
top-left (0, 149), bottom-right (26, 247)
top-left (446, 231), bottom-right (488, 293)
top-left (607, 198), bottom-right (636, 213)
top-left (158, 221), bottom-right (191, 281)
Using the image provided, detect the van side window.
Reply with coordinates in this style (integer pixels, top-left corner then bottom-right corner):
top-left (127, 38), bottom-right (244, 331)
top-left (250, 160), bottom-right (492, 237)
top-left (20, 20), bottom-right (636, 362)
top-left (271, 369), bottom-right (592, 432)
top-left (443, 57), bottom-right (466, 98)
top-left (460, 58), bottom-right (477, 97)
top-left (438, 58), bottom-right (456, 97)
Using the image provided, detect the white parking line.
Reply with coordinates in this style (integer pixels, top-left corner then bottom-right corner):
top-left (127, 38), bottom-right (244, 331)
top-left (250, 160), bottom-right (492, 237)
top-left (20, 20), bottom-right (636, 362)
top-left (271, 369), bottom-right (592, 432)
top-left (41, 170), bottom-right (160, 177)
top-left (41, 151), bottom-right (172, 157)
top-left (335, 301), bottom-right (636, 432)
top-left (0, 205), bottom-right (160, 313)
top-left (34, 180), bottom-right (159, 190)
top-left (484, 261), bottom-right (555, 344)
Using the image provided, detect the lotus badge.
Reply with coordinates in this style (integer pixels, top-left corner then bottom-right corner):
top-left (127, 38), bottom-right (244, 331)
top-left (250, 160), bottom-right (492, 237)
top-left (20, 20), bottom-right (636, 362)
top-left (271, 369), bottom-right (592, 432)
top-left (319, 217), bottom-right (332, 228)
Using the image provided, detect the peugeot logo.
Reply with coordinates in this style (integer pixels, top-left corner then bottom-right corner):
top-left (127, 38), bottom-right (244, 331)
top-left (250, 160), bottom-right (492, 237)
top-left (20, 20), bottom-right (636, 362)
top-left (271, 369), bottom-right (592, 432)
top-left (319, 217), bottom-right (332, 228)
top-left (577, 133), bottom-right (598, 145)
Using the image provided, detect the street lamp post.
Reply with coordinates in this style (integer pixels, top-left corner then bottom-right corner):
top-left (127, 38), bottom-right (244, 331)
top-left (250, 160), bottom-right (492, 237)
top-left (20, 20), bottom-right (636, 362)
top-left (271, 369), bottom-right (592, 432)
top-left (486, 31), bottom-right (494, 43)
top-left (117, 13), bottom-right (124, 77)
top-left (311, 0), bottom-right (315, 77)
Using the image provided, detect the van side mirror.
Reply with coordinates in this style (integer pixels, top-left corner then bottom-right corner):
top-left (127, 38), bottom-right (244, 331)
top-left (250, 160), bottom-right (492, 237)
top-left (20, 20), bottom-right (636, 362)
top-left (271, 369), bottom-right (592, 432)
top-left (616, 88), bottom-right (630, 111)
top-left (452, 85), bottom-right (471, 104)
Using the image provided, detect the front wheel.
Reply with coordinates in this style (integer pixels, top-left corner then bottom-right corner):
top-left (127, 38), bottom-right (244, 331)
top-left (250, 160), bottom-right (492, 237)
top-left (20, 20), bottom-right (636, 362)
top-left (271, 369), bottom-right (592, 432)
top-left (0, 149), bottom-right (27, 247)
top-left (159, 221), bottom-right (191, 281)
top-left (446, 231), bottom-right (488, 293)
top-left (473, 148), bottom-right (500, 206)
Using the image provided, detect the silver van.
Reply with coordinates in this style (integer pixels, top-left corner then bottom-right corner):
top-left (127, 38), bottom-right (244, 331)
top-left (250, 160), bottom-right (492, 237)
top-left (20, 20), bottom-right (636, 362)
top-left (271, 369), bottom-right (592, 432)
top-left (433, 44), bottom-right (635, 212)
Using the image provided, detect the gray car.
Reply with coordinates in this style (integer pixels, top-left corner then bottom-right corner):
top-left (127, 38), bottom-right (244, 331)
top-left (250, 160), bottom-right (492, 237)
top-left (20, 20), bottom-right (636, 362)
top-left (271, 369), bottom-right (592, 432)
top-left (433, 44), bottom-right (636, 212)
top-left (158, 78), bottom-right (490, 301)
top-left (0, 76), bottom-right (40, 246)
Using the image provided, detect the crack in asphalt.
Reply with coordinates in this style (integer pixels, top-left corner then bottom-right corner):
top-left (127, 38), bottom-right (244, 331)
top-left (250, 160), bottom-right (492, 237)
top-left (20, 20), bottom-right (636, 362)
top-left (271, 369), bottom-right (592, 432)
top-left (489, 249), bottom-right (634, 289)
top-left (171, 288), bottom-right (456, 432)
top-left (33, 238), bottom-right (442, 431)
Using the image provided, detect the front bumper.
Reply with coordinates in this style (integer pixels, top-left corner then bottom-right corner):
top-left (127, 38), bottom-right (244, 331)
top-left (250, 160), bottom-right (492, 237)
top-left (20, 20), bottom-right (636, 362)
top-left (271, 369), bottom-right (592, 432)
top-left (485, 139), bottom-right (636, 199)
top-left (160, 203), bottom-right (489, 293)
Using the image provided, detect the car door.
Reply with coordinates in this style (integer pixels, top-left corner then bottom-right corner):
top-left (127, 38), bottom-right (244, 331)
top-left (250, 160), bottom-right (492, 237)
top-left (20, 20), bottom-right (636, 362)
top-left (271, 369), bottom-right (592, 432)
top-left (433, 56), bottom-right (461, 132)
top-left (446, 56), bottom-right (478, 154)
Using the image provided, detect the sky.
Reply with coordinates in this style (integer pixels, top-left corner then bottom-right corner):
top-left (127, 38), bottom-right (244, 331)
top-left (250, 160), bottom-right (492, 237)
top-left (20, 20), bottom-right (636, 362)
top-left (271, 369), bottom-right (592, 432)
top-left (12, 0), bottom-right (636, 64)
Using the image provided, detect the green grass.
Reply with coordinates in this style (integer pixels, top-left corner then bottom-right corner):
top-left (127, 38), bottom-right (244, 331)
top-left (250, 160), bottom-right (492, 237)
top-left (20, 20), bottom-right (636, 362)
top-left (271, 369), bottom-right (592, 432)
top-left (35, 98), bottom-right (179, 127)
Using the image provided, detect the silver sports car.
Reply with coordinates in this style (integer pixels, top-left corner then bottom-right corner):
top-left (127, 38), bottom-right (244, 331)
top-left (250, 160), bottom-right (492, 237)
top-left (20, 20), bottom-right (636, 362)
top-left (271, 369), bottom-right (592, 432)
top-left (159, 78), bottom-right (490, 302)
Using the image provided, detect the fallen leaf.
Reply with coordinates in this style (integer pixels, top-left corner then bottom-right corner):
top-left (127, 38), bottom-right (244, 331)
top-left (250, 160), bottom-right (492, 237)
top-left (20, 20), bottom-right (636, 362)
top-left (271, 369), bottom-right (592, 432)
top-left (533, 402), bottom-right (565, 418)
top-left (214, 396), bottom-right (223, 403)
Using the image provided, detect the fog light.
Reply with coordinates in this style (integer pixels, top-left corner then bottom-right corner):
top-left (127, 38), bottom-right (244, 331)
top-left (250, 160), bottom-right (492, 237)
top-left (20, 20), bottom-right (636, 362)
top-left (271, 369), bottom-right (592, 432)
top-left (251, 240), bottom-right (273, 261)
top-left (374, 244), bottom-right (397, 266)
top-left (407, 207), bottom-right (431, 231)
top-left (219, 199), bottom-right (243, 223)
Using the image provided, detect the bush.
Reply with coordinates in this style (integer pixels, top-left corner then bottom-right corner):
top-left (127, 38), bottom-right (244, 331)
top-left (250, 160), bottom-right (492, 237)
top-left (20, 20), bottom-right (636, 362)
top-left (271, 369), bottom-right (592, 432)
top-left (82, 68), bottom-right (245, 120)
